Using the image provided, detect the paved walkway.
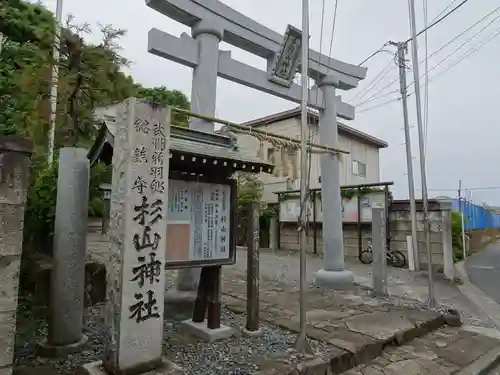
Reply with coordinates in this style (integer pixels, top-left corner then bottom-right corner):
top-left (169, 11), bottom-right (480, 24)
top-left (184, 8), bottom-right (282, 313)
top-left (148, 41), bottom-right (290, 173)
top-left (86, 230), bottom-right (498, 333)
top-left (86, 230), bottom-right (500, 374)
top-left (343, 326), bottom-right (500, 375)
top-left (229, 247), bottom-right (498, 332)
top-left (466, 241), bottom-right (500, 304)
top-left (218, 264), bottom-right (500, 374)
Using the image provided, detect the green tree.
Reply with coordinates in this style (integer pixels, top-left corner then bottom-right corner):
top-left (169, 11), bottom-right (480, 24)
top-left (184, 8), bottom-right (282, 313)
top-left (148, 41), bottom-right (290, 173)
top-left (138, 86), bottom-right (190, 126)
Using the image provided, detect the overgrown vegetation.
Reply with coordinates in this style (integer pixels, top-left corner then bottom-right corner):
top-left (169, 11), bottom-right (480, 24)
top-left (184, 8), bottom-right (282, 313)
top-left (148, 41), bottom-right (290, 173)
top-left (452, 211), bottom-right (466, 261)
top-left (1, 0), bottom-right (191, 253)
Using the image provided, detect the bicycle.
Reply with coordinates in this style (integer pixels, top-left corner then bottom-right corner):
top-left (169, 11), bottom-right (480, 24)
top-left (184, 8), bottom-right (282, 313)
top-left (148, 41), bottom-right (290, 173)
top-left (358, 237), bottom-right (406, 268)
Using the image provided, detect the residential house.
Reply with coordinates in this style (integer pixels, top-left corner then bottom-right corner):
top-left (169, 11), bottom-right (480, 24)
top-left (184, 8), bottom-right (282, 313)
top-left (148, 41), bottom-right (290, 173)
top-left (236, 107), bottom-right (388, 203)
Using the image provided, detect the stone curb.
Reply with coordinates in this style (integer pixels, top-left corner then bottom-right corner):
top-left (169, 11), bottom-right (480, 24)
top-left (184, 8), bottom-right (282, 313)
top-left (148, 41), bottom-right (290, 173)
top-left (223, 293), bottom-right (445, 375)
top-left (455, 347), bottom-right (500, 375)
top-left (285, 313), bottom-right (445, 375)
top-left (456, 261), bottom-right (500, 330)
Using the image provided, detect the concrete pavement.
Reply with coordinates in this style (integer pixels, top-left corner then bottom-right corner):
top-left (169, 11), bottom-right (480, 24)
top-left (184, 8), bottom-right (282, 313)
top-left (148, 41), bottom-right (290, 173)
top-left (466, 241), bottom-right (500, 304)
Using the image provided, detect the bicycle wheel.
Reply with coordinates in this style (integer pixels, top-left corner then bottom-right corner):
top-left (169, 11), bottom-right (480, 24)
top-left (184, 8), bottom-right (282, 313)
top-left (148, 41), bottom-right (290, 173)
top-left (359, 250), bottom-right (373, 264)
top-left (391, 250), bottom-right (406, 268)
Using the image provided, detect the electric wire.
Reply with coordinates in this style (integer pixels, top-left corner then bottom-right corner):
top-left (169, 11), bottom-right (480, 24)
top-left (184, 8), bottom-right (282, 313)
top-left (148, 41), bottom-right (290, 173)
top-left (403, 0), bottom-right (470, 44)
top-left (430, 0), bottom-right (460, 25)
top-left (327, 0), bottom-right (339, 61)
top-left (358, 0), bottom-right (469, 67)
top-left (423, 0), bottom-right (430, 155)
top-left (315, 0), bottom-right (326, 108)
top-left (348, 57), bottom-right (397, 104)
top-left (358, 25), bottom-right (500, 114)
top-left (357, 42), bottom-right (391, 66)
top-left (357, 9), bottom-right (500, 109)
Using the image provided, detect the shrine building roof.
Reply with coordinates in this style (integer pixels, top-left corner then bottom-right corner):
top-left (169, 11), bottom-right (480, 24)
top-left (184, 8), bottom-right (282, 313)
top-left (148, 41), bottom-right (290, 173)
top-left (87, 119), bottom-right (274, 175)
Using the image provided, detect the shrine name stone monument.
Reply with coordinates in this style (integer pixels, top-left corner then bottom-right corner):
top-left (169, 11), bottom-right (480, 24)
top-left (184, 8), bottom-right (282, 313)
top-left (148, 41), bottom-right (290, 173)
top-left (83, 98), bottom-right (178, 375)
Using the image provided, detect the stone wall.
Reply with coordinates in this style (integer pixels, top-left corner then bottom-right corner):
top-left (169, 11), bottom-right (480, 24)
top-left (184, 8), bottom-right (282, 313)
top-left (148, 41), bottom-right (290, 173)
top-left (467, 228), bottom-right (500, 253)
top-left (278, 199), bottom-right (452, 266)
top-left (0, 136), bottom-right (32, 375)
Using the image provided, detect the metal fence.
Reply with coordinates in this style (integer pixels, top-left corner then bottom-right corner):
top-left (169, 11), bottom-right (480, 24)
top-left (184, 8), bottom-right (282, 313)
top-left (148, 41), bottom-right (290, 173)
top-left (451, 199), bottom-right (500, 230)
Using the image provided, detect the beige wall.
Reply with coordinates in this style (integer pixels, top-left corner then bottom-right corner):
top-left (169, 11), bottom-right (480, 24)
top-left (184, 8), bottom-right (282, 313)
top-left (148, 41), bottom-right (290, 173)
top-left (238, 117), bottom-right (382, 203)
top-left (279, 209), bottom-right (448, 266)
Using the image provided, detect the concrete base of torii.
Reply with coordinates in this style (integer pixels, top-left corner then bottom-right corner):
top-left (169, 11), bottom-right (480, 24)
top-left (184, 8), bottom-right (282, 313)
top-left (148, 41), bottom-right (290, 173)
top-left (82, 358), bottom-right (182, 375)
top-left (314, 269), bottom-right (355, 290)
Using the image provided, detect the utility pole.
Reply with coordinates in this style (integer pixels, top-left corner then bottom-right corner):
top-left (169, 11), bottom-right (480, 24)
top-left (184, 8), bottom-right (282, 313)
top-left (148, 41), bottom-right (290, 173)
top-left (391, 41), bottom-right (419, 271)
top-left (407, 0), bottom-right (436, 308)
top-left (295, 0), bottom-right (313, 355)
top-left (47, 0), bottom-right (63, 164)
top-left (458, 180), bottom-right (467, 260)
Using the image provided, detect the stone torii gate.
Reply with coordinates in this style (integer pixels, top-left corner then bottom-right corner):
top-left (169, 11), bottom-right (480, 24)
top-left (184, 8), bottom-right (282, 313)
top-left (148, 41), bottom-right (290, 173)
top-left (147, 0), bottom-right (367, 288)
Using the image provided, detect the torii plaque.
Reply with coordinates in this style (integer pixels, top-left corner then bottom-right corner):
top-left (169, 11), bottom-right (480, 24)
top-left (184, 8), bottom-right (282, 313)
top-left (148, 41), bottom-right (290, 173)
top-left (147, 0), bottom-right (366, 292)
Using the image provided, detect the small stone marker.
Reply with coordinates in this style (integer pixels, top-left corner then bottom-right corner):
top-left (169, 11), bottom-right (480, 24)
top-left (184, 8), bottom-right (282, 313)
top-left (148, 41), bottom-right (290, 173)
top-left (371, 203), bottom-right (387, 297)
top-left (245, 201), bottom-right (260, 334)
top-left (83, 98), bottom-right (178, 375)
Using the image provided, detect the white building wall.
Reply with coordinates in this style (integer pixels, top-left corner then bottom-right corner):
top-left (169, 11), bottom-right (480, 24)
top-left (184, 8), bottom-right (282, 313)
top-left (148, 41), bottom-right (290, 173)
top-left (237, 117), bottom-right (382, 203)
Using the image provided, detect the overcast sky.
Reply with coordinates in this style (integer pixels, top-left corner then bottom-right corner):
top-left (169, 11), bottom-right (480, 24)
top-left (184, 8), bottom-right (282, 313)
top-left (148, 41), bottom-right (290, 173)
top-left (39, 0), bottom-right (500, 205)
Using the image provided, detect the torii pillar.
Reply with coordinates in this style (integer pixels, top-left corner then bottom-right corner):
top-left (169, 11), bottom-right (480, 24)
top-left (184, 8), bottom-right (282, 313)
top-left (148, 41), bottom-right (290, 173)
top-left (314, 75), bottom-right (354, 288)
top-left (170, 20), bottom-right (224, 298)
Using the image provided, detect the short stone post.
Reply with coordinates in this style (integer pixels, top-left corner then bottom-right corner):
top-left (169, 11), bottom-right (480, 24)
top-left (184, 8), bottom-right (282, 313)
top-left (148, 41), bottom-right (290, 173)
top-left (99, 183), bottom-right (111, 235)
top-left (39, 147), bottom-right (90, 356)
top-left (245, 202), bottom-right (260, 334)
top-left (371, 203), bottom-right (387, 297)
top-left (269, 216), bottom-right (279, 250)
top-left (0, 136), bottom-right (32, 375)
top-left (442, 211), bottom-right (455, 281)
top-left (83, 98), bottom-right (177, 374)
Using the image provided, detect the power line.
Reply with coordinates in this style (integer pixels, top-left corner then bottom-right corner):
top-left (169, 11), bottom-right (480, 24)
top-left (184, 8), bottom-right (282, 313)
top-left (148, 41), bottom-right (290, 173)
top-left (357, 96), bottom-right (402, 113)
top-left (315, 0), bottom-right (326, 107)
top-left (429, 0), bottom-right (460, 25)
top-left (426, 26), bottom-right (500, 84)
top-left (327, 0), bottom-right (339, 60)
top-left (348, 57), bottom-right (396, 103)
top-left (357, 9), bottom-right (500, 108)
top-left (425, 5), bottom-right (500, 61)
top-left (358, 26), bottom-right (500, 114)
top-left (358, 0), bottom-right (469, 66)
top-left (403, 0), bottom-right (470, 44)
top-left (422, 0), bottom-right (430, 154)
top-left (357, 42), bottom-right (391, 66)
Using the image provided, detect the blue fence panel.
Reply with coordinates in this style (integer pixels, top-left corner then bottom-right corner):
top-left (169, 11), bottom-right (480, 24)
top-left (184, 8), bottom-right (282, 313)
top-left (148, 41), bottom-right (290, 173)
top-left (451, 198), bottom-right (500, 230)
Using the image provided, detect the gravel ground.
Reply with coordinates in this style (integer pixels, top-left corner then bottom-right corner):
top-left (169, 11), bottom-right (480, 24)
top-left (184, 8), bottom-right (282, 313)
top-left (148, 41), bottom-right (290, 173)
top-left (14, 303), bottom-right (337, 375)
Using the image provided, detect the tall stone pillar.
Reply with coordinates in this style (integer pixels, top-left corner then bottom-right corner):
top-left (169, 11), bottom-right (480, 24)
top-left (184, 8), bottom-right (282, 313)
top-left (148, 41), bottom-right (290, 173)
top-left (0, 136), bottom-right (32, 375)
top-left (442, 210), bottom-right (455, 281)
top-left (314, 75), bottom-right (354, 288)
top-left (83, 98), bottom-right (177, 375)
top-left (172, 20), bottom-right (224, 301)
top-left (189, 20), bottom-right (223, 133)
top-left (39, 148), bottom-right (90, 356)
top-left (371, 204), bottom-right (388, 296)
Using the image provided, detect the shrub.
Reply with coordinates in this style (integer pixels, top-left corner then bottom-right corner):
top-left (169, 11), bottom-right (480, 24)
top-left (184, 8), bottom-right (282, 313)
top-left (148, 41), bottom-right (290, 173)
top-left (24, 159), bottom-right (110, 251)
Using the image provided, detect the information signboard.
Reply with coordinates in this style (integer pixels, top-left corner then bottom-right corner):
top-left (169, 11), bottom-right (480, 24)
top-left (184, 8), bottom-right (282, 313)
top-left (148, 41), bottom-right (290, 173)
top-left (165, 177), bottom-right (236, 268)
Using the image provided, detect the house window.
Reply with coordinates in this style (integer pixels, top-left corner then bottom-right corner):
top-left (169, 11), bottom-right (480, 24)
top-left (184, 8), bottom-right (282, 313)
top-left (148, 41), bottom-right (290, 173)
top-left (267, 147), bottom-right (275, 161)
top-left (352, 160), bottom-right (366, 177)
